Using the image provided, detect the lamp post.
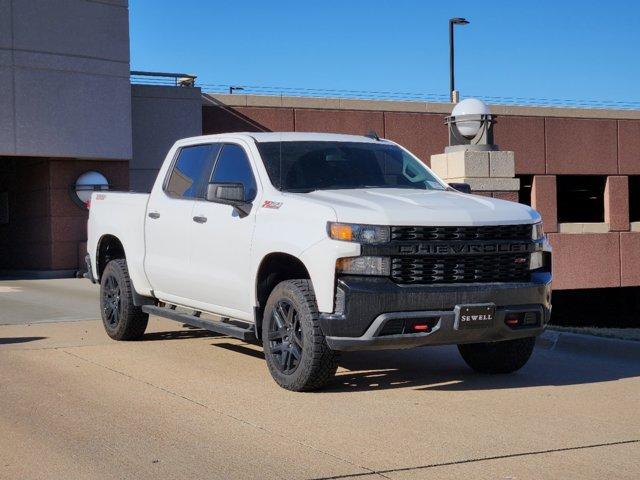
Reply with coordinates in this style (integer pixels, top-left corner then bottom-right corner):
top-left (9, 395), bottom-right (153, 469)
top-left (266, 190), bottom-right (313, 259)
top-left (449, 17), bottom-right (469, 103)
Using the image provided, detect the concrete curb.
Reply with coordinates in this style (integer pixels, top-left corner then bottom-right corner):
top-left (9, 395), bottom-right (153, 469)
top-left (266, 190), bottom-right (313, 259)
top-left (0, 269), bottom-right (78, 280)
top-left (537, 330), bottom-right (640, 362)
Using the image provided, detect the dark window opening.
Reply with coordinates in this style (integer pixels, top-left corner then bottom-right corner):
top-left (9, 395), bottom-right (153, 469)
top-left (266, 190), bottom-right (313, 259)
top-left (0, 192), bottom-right (8, 225)
top-left (552, 287), bottom-right (640, 328)
top-left (557, 175), bottom-right (606, 223)
top-left (517, 174), bottom-right (533, 206)
top-left (629, 176), bottom-right (640, 223)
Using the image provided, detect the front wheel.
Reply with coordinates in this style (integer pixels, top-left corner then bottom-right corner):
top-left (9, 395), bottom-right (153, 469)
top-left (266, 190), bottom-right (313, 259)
top-left (100, 259), bottom-right (148, 340)
top-left (458, 336), bottom-right (536, 374)
top-left (262, 279), bottom-right (338, 391)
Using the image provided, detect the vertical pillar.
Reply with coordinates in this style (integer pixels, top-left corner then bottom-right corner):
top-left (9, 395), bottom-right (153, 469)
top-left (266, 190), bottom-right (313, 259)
top-left (531, 175), bottom-right (558, 233)
top-left (430, 150), bottom-right (519, 199)
top-left (604, 176), bottom-right (629, 232)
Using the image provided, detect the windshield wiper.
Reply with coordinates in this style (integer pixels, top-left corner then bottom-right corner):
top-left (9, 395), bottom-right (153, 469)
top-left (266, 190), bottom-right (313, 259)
top-left (282, 187), bottom-right (317, 193)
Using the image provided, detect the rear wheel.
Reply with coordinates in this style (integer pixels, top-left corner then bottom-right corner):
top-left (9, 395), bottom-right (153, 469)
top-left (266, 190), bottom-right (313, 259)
top-left (262, 279), bottom-right (338, 391)
top-left (100, 259), bottom-right (148, 340)
top-left (458, 337), bottom-right (536, 374)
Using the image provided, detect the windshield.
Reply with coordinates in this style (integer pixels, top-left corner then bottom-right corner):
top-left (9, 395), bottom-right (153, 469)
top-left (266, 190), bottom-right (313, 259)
top-left (256, 141), bottom-right (446, 192)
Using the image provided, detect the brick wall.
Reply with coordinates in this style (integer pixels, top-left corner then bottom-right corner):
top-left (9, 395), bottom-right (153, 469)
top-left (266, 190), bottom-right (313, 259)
top-left (202, 100), bottom-right (640, 290)
top-left (0, 157), bottom-right (128, 271)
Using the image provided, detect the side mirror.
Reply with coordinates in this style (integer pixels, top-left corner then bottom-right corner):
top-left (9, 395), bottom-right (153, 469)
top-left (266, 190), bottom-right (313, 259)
top-left (448, 182), bottom-right (472, 194)
top-left (206, 182), bottom-right (252, 216)
top-left (207, 182), bottom-right (244, 202)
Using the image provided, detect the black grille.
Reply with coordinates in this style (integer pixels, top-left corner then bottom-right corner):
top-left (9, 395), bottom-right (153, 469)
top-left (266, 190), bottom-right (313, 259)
top-left (391, 253), bottom-right (530, 284)
top-left (391, 224), bottom-right (532, 242)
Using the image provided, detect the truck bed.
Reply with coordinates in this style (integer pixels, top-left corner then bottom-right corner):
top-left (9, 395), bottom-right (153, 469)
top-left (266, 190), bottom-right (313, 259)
top-left (87, 191), bottom-right (152, 296)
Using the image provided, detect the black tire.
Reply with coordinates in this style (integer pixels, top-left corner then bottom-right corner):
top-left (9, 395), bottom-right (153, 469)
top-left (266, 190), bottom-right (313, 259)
top-left (458, 336), bottom-right (536, 374)
top-left (100, 258), bottom-right (148, 341)
top-left (262, 279), bottom-right (338, 391)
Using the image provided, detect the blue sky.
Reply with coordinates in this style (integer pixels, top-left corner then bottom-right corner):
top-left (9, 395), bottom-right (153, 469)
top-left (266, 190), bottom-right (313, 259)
top-left (129, 0), bottom-right (639, 107)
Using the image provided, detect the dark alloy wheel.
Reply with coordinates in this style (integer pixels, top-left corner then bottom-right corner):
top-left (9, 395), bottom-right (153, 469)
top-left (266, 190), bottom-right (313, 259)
top-left (267, 299), bottom-right (304, 374)
top-left (100, 258), bottom-right (148, 341)
top-left (102, 273), bottom-right (122, 330)
top-left (262, 279), bottom-right (338, 391)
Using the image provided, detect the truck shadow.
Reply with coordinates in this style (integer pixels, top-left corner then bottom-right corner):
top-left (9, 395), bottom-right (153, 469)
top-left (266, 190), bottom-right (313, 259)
top-left (141, 329), bottom-right (640, 393)
top-left (328, 345), bottom-right (640, 393)
top-left (0, 336), bottom-right (47, 345)
top-left (142, 329), bottom-right (223, 341)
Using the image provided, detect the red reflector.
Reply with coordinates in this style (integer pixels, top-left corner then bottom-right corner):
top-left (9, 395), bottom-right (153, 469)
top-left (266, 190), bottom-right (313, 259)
top-left (505, 313), bottom-right (521, 326)
top-left (412, 324), bottom-right (430, 332)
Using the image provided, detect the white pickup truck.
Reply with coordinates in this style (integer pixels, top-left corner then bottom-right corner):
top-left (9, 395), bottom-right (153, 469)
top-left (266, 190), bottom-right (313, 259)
top-left (86, 132), bottom-right (552, 391)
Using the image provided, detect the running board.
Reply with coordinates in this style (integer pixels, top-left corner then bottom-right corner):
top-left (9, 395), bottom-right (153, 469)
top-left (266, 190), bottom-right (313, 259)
top-left (142, 305), bottom-right (257, 342)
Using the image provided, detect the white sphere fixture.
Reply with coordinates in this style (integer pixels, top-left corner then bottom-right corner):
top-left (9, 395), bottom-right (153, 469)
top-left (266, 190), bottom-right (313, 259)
top-left (74, 171), bottom-right (109, 207)
top-left (451, 98), bottom-right (491, 138)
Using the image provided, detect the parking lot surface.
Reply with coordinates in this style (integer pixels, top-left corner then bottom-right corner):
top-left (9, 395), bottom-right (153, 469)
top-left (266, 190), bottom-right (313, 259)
top-left (1, 279), bottom-right (639, 479)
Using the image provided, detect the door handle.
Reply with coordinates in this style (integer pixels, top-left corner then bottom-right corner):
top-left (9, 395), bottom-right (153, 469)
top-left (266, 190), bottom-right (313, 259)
top-left (148, 211), bottom-right (160, 219)
top-left (192, 215), bottom-right (207, 224)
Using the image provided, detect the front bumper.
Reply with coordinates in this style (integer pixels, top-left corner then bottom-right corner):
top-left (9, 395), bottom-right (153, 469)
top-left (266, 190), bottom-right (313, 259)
top-left (319, 272), bottom-right (552, 351)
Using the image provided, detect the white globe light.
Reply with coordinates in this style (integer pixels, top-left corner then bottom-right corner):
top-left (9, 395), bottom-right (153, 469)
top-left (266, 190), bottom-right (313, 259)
top-left (75, 171), bottom-right (108, 205)
top-left (451, 98), bottom-right (491, 138)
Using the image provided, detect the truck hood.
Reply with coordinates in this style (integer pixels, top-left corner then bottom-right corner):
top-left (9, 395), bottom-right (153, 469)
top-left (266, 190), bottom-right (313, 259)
top-left (303, 188), bottom-right (540, 226)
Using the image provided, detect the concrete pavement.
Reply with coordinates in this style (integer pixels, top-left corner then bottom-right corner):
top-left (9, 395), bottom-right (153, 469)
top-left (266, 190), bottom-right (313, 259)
top-left (0, 278), bottom-right (99, 325)
top-left (1, 279), bottom-right (639, 479)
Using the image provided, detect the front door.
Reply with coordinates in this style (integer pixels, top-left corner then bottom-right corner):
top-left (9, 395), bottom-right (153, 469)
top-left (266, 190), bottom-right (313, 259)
top-left (144, 143), bottom-right (220, 302)
top-left (188, 142), bottom-right (259, 321)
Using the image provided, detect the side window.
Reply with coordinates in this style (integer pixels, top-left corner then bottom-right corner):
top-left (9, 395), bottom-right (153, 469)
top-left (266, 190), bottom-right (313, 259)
top-left (166, 144), bottom-right (220, 198)
top-left (210, 144), bottom-right (258, 201)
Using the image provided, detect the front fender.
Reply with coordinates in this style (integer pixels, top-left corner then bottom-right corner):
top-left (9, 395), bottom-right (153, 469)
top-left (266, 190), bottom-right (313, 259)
top-left (299, 238), bottom-right (359, 313)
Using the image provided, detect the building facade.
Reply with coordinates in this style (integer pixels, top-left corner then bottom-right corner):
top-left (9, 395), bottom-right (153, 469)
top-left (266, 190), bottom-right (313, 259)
top-left (199, 95), bottom-right (640, 291)
top-left (1, 0), bottom-right (639, 295)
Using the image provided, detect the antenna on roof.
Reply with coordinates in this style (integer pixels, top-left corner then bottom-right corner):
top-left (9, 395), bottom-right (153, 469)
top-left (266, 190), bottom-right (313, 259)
top-left (365, 130), bottom-right (380, 141)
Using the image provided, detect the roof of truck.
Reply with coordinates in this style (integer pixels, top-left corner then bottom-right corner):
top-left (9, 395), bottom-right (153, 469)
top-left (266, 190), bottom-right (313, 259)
top-left (181, 132), bottom-right (388, 144)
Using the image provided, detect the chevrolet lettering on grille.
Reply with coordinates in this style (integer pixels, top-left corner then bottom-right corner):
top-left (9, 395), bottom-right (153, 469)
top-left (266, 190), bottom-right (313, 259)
top-left (397, 242), bottom-right (534, 256)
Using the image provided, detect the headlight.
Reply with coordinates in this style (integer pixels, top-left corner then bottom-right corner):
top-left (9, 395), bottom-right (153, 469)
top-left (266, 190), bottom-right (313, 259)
top-left (328, 222), bottom-right (390, 244)
top-left (336, 256), bottom-right (390, 276)
top-left (532, 221), bottom-right (544, 240)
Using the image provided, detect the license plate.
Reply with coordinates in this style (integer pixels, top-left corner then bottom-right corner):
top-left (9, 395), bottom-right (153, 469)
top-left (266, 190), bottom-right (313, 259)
top-left (455, 304), bottom-right (495, 330)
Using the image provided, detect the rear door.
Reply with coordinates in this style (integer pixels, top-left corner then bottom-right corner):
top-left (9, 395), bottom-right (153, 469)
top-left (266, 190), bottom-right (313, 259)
top-left (144, 143), bottom-right (220, 301)
top-left (188, 142), bottom-right (259, 320)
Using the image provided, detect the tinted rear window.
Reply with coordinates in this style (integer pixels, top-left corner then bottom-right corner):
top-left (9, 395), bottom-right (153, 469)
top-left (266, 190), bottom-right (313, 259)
top-left (166, 144), bottom-right (220, 198)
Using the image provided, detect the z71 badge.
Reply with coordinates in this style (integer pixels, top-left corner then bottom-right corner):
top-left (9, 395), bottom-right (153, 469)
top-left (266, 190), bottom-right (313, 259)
top-left (262, 200), bottom-right (283, 209)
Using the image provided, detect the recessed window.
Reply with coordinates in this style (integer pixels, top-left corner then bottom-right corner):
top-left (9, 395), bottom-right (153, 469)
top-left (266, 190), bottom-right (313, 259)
top-left (629, 176), bottom-right (640, 223)
top-left (0, 192), bottom-right (8, 224)
top-left (557, 175), bottom-right (606, 223)
top-left (517, 175), bottom-right (533, 206)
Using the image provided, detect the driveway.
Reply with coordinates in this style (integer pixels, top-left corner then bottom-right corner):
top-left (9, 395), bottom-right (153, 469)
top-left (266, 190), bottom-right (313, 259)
top-left (1, 279), bottom-right (638, 479)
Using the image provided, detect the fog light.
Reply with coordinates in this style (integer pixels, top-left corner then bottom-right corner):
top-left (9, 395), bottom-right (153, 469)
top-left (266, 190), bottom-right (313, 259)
top-left (336, 256), bottom-right (390, 276)
top-left (530, 251), bottom-right (544, 270)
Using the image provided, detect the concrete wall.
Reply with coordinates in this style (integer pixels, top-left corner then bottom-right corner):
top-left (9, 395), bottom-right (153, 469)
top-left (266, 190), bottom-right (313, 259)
top-left (131, 85), bottom-right (203, 192)
top-left (0, 0), bottom-right (132, 160)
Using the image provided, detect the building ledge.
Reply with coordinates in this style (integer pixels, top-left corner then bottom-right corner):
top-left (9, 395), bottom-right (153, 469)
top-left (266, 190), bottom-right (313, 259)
top-left (558, 223), bottom-right (611, 234)
top-left (202, 93), bottom-right (640, 120)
